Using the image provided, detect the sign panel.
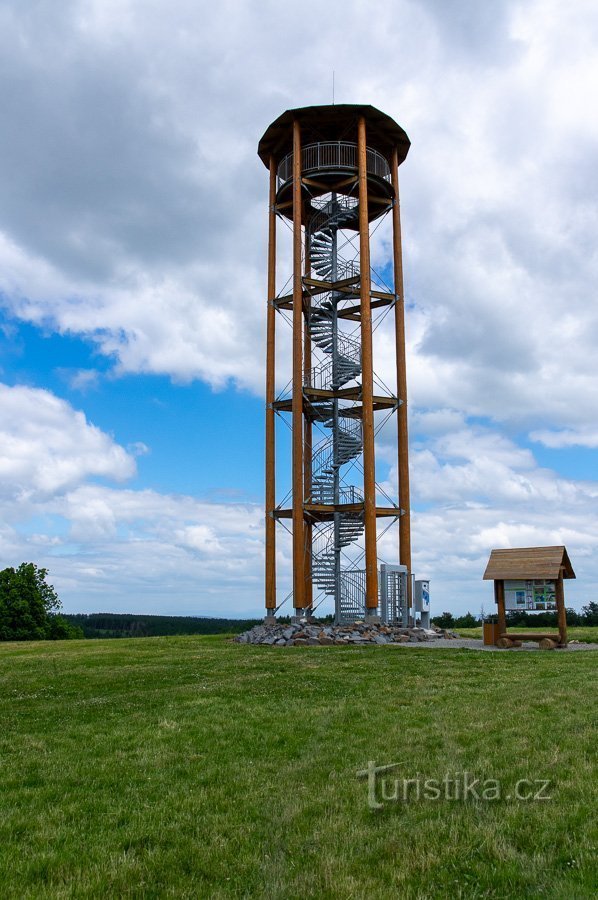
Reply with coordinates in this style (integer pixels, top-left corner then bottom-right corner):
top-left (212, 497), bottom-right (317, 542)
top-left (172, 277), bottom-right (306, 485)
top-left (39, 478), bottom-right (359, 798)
top-left (504, 579), bottom-right (557, 611)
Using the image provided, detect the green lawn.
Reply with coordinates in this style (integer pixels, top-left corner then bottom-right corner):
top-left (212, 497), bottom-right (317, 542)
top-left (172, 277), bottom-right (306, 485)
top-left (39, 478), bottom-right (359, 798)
top-left (456, 626), bottom-right (598, 644)
top-left (1, 636), bottom-right (596, 898)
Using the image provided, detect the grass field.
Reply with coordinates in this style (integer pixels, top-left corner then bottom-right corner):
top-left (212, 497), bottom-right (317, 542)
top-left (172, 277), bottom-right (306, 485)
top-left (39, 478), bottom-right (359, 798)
top-left (456, 626), bottom-right (598, 644)
top-left (1, 636), bottom-right (597, 898)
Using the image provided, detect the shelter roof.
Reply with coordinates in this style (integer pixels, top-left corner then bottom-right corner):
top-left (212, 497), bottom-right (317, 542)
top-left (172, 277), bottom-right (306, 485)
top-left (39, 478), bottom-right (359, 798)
top-left (483, 546), bottom-right (575, 581)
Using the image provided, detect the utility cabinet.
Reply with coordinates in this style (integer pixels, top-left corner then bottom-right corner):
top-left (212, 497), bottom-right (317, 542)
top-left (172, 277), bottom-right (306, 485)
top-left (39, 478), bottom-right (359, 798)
top-left (414, 580), bottom-right (431, 629)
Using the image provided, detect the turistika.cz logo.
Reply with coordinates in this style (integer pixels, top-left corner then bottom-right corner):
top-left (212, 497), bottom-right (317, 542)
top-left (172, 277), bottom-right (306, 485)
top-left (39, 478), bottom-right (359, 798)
top-left (356, 762), bottom-right (553, 810)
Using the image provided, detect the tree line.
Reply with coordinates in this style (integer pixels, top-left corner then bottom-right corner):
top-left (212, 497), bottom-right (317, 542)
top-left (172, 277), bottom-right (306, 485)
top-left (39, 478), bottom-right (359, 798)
top-left (2, 561), bottom-right (597, 641)
top-left (64, 613), bottom-right (260, 639)
top-left (0, 562), bottom-right (259, 641)
top-left (432, 603), bottom-right (598, 630)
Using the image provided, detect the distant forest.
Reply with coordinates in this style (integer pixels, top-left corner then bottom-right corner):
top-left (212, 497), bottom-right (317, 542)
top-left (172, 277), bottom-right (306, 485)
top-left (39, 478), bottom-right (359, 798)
top-left (64, 613), bottom-right (260, 639)
top-left (64, 602), bottom-right (598, 639)
top-left (432, 602), bottom-right (598, 630)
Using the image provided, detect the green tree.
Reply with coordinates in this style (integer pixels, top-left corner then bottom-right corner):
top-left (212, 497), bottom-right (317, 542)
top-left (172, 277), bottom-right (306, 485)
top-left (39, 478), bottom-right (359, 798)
top-left (581, 601), bottom-right (598, 626)
top-left (432, 611), bottom-right (455, 629)
top-left (0, 563), bottom-right (82, 641)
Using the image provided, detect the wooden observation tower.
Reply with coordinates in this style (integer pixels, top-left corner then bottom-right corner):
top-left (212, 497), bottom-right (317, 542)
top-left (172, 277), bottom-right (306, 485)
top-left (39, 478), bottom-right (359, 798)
top-left (258, 104), bottom-right (412, 622)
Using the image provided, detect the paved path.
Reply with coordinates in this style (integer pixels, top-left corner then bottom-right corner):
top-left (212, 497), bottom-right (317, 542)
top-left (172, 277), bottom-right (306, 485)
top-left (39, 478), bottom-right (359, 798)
top-left (393, 638), bottom-right (598, 652)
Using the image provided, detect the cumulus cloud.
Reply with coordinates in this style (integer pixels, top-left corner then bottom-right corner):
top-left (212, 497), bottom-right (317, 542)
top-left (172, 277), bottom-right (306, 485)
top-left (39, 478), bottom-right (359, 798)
top-left (530, 428), bottom-right (598, 449)
top-left (0, 0), bottom-right (594, 421)
top-left (0, 382), bottom-right (276, 613)
top-left (4, 483), bottom-right (273, 616)
top-left (0, 383), bottom-right (135, 499)
top-left (374, 419), bottom-right (598, 611)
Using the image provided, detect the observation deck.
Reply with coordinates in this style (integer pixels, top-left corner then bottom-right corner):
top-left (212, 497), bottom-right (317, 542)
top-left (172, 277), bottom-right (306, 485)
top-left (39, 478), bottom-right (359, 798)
top-left (258, 104), bottom-right (410, 225)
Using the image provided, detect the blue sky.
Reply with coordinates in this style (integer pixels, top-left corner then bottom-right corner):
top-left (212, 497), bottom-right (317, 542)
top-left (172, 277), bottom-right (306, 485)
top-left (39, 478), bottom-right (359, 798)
top-left (1, 322), bottom-right (264, 500)
top-left (0, 0), bottom-right (597, 618)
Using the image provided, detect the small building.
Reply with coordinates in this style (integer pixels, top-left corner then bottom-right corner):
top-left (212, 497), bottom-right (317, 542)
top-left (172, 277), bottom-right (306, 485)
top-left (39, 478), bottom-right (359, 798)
top-left (483, 546), bottom-right (575, 648)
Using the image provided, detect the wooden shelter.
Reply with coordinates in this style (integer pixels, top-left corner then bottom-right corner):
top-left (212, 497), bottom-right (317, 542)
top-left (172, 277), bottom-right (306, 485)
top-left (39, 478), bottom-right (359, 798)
top-left (483, 546), bottom-right (575, 648)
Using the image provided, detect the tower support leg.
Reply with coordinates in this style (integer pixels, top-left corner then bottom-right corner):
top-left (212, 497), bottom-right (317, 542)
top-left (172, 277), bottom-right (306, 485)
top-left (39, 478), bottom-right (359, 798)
top-left (265, 156), bottom-right (277, 619)
top-left (391, 149), bottom-right (412, 611)
top-left (357, 116), bottom-right (379, 618)
top-left (292, 119), bottom-right (306, 617)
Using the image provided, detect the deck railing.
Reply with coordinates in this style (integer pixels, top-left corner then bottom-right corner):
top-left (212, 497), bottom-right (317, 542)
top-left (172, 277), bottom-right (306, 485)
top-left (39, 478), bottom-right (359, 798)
top-left (277, 141), bottom-right (390, 186)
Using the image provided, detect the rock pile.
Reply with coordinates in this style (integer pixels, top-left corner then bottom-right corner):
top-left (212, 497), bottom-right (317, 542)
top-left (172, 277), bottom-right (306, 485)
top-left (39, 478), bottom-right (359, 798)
top-left (234, 620), bottom-right (457, 647)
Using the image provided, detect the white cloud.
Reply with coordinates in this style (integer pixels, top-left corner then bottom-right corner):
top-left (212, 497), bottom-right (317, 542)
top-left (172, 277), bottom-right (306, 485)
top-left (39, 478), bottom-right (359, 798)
top-left (0, 0), bottom-right (595, 422)
top-left (530, 428), bottom-right (598, 449)
top-left (0, 383), bottom-right (135, 499)
top-left (0, 384), bottom-right (275, 613)
top-left (6, 484), bottom-right (272, 616)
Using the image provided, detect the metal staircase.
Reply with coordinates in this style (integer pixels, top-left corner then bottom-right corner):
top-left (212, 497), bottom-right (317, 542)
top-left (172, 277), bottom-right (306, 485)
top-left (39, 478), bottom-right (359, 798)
top-left (305, 195), bottom-right (366, 622)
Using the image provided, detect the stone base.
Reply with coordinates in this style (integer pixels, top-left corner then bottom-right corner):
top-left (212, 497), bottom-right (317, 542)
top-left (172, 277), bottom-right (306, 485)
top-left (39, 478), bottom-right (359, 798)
top-left (263, 615), bottom-right (277, 625)
top-left (364, 613), bottom-right (381, 624)
top-left (234, 620), bottom-right (457, 647)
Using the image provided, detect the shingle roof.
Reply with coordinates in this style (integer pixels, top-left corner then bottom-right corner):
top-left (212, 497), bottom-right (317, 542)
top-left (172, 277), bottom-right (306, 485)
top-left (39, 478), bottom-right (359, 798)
top-left (483, 546), bottom-right (575, 580)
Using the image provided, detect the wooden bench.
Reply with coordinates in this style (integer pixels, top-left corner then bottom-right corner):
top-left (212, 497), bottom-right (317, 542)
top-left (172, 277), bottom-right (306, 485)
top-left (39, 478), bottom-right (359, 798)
top-left (497, 632), bottom-right (566, 650)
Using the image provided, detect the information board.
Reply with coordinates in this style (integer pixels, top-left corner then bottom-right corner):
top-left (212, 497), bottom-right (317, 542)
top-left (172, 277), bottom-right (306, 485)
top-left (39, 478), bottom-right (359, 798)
top-left (504, 579), bottom-right (557, 611)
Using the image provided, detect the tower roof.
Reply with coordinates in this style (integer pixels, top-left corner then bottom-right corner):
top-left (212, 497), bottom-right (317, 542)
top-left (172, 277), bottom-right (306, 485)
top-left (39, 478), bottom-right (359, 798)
top-left (257, 104), bottom-right (410, 168)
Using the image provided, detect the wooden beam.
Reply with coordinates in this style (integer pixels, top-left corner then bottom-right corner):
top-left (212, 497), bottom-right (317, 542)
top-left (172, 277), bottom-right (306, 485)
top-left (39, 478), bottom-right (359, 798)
top-left (500, 633), bottom-right (561, 642)
top-left (303, 229), bottom-right (313, 614)
top-left (495, 580), bottom-right (507, 637)
top-left (556, 569), bottom-right (568, 645)
top-left (273, 392), bottom-right (398, 415)
top-left (292, 119), bottom-right (305, 615)
top-left (275, 284), bottom-right (393, 310)
top-left (274, 505), bottom-right (401, 521)
top-left (265, 157), bottom-right (277, 612)
top-left (338, 297), bottom-right (394, 319)
top-left (358, 116), bottom-right (378, 612)
top-left (368, 196), bottom-right (393, 207)
top-left (303, 275), bottom-right (360, 291)
top-left (391, 147), bottom-right (412, 583)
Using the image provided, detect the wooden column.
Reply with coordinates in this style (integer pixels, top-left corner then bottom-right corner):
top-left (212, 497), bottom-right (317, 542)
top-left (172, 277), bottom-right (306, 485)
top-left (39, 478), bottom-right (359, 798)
top-left (292, 120), bottom-right (306, 614)
top-left (265, 157), bottom-right (277, 613)
top-left (390, 149), bottom-right (412, 587)
top-left (495, 579), bottom-right (506, 635)
top-left (556, 569), bottom-right (568, 645)
top-left (303, 230), bottom-right (313, 614)
top-left (357, 116), bottom-right (378, 612)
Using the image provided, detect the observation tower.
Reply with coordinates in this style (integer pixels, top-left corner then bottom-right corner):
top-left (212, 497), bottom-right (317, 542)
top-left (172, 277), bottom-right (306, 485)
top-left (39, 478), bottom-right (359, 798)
top-left (258, 104), bottom-right (412, 623)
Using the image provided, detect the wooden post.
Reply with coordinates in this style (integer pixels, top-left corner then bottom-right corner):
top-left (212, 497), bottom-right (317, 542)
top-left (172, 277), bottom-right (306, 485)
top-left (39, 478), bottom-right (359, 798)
top-left (390, 150), bottom-right (412, 592)
top-left (304, 230), bottom-right (313, 615)
top-left (357, 116), bottom-right (378, 613)
top-left (265, 157), bottom-right (277, 614)
top-left (292, 120), bottom-right (305, 615)
top-left (556, 569), bottom-right (568, 645)
top-left (495, 579), bottom-right (507, 637)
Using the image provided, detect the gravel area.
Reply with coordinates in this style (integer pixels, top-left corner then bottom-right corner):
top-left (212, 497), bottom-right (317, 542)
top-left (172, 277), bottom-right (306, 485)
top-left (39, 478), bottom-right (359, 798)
top-left (391, 638), bottom-right (598, 652)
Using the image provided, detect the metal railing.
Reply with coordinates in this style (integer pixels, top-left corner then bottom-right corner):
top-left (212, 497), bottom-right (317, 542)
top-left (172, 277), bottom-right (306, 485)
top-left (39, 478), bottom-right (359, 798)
top-left (339, 570), bottom-right (366, 623)
top-left (277, 142), bottom-right (390, 185)
top-left (337, 485), bottom-right (363, 505)
top-left (305, 360), bottom-right (332, 391)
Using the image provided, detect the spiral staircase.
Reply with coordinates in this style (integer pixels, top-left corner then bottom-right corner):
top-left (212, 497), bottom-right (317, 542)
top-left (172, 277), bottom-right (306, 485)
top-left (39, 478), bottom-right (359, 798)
top-left (306, 196), bottom-right (366, 622)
